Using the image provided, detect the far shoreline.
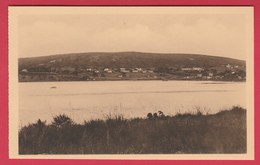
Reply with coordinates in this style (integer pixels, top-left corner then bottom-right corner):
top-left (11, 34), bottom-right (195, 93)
top-left (18, 79), bottom-right (246, 83)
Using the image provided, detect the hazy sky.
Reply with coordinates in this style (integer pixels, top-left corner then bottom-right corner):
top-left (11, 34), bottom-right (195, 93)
top-left (12, 7), bottom-right (253, 60)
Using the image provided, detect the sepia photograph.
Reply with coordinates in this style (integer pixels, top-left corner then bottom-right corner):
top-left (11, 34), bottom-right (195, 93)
top-left (8, 7), bottom-right (254, 159)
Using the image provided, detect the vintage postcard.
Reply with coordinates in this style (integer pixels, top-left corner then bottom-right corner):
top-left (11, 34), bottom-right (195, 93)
top-left (8, 6), bottom-right (254, 160)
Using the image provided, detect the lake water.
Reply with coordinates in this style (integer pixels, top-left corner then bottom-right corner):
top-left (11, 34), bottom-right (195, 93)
top-left (19, 81), bottom-right (246, 125)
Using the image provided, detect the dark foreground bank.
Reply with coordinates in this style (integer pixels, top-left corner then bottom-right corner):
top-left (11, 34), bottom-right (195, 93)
top-left (19, 106), bottom-right (246, 154)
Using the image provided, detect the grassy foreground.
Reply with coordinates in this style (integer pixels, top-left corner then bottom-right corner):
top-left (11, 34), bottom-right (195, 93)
top-left (19, 106), bottom-right (246, 154)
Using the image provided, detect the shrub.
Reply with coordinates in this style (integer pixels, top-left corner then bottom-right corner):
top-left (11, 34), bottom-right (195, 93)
top-left (32, 119), bottom-right (46, 128)
top-left (147, 113), bottom-right (153, 119)
top-left (51, 114), bottom-right (73, 127)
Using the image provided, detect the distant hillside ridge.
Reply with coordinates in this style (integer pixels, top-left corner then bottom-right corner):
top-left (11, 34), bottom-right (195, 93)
top-left (19, 52), bottom-right (245, 69)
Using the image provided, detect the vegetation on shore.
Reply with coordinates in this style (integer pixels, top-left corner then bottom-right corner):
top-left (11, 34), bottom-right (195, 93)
top-left (19, 106), bottom-right (246, 154)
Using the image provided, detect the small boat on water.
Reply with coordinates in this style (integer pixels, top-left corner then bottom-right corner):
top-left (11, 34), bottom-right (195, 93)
top-left (50, 86), bottom-right (57, 89)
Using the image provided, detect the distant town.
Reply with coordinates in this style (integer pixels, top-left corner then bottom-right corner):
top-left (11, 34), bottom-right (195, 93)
top-left (19, 62), bottom-right (246, 82)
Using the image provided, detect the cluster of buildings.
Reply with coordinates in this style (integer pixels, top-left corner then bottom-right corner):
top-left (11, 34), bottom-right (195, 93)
top-left (76, 67), bottom-right (154, 74)
top-left (181, 64), bottom-right (246, 80)
top-left (118, 68), bottom-right (154, 73)
top-left (181, 67), bottom-right (204, 71)
top-left (19, 59), bottom-right (246, 81)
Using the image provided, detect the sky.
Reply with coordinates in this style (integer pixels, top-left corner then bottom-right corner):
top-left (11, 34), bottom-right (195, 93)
top-left (11, 7), bottom-right (253, 60)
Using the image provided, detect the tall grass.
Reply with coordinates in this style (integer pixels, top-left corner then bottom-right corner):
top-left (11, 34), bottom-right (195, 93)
top-left (19, 106), bottom-right (246, 154)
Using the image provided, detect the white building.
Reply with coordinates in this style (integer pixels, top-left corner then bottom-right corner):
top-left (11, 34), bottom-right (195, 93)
top-left (120, 68), bottom-right (129, 73)
top-left (181, 68), bottom-right (193, 71)
top-left (21, 69), bottom-right (28, 73)
top-left (104, 68), bottom-right (112, 73)
top-left (193, 67), bottom-right (204, 71)
top-left (208, 73), bottom-right (214, 77)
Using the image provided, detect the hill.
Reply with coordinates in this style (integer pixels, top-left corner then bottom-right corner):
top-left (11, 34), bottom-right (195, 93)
top-left (18, 52), bottom-right (246, 82)
top-left (19, 51), bottom-right (245, 69)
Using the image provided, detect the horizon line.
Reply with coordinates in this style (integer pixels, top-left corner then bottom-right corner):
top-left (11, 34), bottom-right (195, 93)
top-left (19, 51), bottom-right (246, 61)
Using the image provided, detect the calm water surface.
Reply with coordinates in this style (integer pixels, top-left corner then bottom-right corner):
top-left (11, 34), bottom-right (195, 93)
top-left (19, 81), bottom-right (246, 125)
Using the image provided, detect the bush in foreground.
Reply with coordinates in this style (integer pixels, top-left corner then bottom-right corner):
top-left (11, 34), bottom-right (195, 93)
top-left (19, 106), bottom-right (246, 154)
